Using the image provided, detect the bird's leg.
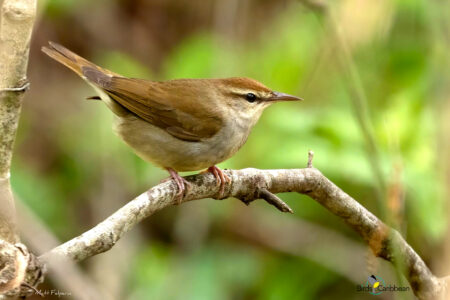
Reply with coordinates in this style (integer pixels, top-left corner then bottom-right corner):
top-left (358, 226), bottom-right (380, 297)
top-left (164, 168), bottom-right (191, 204)
top-left (203, 166), bottom-right (231, 199)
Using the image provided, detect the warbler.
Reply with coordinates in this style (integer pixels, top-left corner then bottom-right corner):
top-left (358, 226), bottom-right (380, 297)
top-left (42, 42), bottom-right (301, 200)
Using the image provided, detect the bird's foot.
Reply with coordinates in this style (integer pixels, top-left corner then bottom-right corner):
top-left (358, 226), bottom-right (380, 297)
top-left (203, 166), bottom-right (231, 199)
top-left (164, 168), bottom-right (191, 204)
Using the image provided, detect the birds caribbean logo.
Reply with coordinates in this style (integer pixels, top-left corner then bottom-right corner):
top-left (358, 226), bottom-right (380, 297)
top-left (367, 275), bottom-right (385, 295)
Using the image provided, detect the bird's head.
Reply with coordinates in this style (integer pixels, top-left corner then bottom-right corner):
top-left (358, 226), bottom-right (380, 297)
top-left (215, 77), bottom-right (301, 126)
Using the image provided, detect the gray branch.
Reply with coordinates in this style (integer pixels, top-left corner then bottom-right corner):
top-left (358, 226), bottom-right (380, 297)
top-left (0, 0), bottom-right (40, 297)
top-left (40, 166), bottom-right (449, 300)
top-left (0, 0), bottom-right (36, 244)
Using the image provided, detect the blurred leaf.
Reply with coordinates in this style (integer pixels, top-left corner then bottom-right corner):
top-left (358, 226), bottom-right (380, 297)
top-left (98, 51), bottom-right (154, 79)
top-left (258, 256), bottom-right (338, 300)
top-left (11, 163), bottom-right (76, 238)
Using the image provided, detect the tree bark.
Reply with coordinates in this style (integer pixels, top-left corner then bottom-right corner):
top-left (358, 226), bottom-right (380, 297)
top-left (0, 0), bottom-right (41, 297)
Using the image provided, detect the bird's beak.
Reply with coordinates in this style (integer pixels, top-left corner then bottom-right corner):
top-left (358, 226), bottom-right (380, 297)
top-left (268, 91), bottom-right (303, 102)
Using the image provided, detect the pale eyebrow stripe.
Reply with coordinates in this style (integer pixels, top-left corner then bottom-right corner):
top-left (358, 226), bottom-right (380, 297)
top-left (229, 89), bottom-right (261, 96)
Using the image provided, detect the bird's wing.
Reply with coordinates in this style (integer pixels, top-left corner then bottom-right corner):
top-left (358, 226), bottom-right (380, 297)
top-left (42, 42), bottom-right (222, 141)
top-left (82, 67), bottom-right (222, 142)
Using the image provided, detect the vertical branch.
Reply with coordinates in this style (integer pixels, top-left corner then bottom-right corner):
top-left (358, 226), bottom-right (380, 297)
top-left (0, 0), bottom-right (36, 243)
top-left (0, 1), bottom-right (43, 297)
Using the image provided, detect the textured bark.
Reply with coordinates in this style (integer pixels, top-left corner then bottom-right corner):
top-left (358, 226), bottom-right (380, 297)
top-left (0, 0), bottom-right (40, 297)
top-left (0, 0), bottom-right (36, 244)
top-left (0, 242), bottom-right (42, 298)
top-left (0, 242), bottom-right (27, 295)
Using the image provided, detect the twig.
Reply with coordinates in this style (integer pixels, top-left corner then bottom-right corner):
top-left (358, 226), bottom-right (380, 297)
top-left (257, 188), bottom-right (293, 213)
top-left (236, 182), bottom-right (293, 213)
top-left (20, 283), bottom-right (43, 297)
top-left (39, 163), bottom-right (448, 299)
top-left (0, 82), bottom-right (30, 93)
top-left (307, 150), bottom-right (314, 168)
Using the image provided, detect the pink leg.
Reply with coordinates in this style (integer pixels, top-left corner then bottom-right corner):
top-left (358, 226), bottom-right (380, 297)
top-left (165, 168), bottom-right (191, 204)
top-left (206, 166), bottom-right (231, 198)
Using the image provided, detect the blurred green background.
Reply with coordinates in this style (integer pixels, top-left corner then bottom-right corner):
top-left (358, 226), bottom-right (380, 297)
top-left (12, 0), bottom-right (450, 299)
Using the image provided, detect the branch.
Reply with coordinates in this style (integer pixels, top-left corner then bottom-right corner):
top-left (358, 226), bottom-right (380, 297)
top-left (0, 0), bottom-right (35, 177)
top-left (0, 0), bottom-right (42, 297)
top-left (0, 0), bottom-right (36, 244)
top-left (40, 162), bottom-right (448, 299)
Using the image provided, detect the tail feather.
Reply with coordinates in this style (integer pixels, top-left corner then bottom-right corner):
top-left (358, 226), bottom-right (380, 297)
top-left (42, 41), bottom-right (92, 77)
top-left (42, 41), bottom-right (128, 116)
top-left (41, 41), bottom-right (118, 80)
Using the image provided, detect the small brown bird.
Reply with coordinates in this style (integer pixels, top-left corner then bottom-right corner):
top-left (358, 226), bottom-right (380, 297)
top-left (42, 42), bottom-right (301, 200)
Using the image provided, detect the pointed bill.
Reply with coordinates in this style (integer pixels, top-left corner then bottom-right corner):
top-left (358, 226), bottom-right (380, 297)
top-left (268, 91), bottom-right (303, 102)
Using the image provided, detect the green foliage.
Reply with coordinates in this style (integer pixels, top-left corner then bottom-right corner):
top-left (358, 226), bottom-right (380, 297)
top-left (11, 163), bottom-right (77, 238)
top-left (45, 0), bottom-right (91, 18)
top-left (258, 256), bottom-right (338, 300)
top-left (129, 242), bottom-right (262, 300)
top-left (98, 52), bottom-right (154, 79)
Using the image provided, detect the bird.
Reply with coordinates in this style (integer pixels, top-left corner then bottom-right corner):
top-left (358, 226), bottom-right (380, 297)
top-left (42, 41), bottom-right (301, 201)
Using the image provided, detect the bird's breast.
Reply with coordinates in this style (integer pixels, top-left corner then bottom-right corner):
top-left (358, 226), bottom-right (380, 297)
top-left (112, 115), bottom-right (253, 172)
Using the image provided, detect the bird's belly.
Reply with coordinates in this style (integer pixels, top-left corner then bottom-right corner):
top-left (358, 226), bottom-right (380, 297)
top-left (113, 116), bottom-right (248, 172)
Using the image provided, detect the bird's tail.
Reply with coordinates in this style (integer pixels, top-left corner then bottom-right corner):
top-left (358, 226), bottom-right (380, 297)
top-left (42, 41), bottom-right (119, 80)
top-left (42, 41), bottom-right (128, 116)
top-left (42, 41), bottom-right (94, 77)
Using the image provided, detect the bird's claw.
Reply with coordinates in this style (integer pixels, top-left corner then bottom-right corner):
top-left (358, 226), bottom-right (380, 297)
top-left (204, 166), bottom-right (231, 199)
top-left (164, 168), bottom-right (191, 204)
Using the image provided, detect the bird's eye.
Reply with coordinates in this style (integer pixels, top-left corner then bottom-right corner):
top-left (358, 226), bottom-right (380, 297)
top-left (245, 93), bottom-right (257, 103)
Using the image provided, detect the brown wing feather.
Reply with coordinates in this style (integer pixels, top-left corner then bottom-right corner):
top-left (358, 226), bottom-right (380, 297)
top-left (100, 77), bottom-right (222, 142)
top-left (42, 42), bottom-right (222, 142)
